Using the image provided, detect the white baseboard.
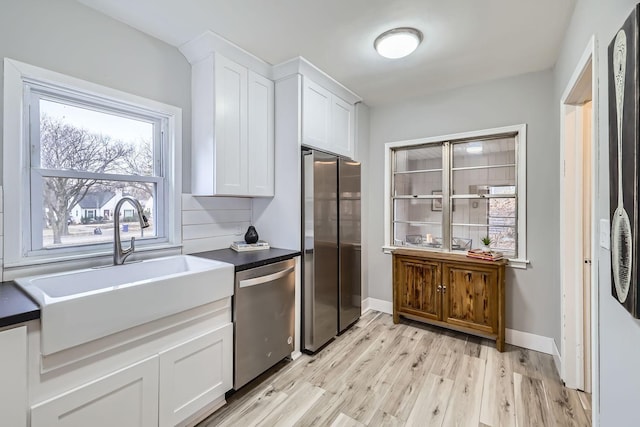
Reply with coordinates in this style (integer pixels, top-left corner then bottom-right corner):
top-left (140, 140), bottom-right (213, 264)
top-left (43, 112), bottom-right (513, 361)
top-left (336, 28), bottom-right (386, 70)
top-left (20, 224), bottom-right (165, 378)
top-left (552, 340), bottom-right (561, 376)
top-left (505, 328), bottom-right (556, 356)
top-left (362, 297), bottom-right (556, 356)
top-left (362, 297), bottom-right (392, 315)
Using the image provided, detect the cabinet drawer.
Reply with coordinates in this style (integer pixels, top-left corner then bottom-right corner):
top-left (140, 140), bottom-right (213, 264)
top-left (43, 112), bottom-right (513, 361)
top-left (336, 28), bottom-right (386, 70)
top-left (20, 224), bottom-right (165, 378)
top-left (31, 356), bottom-right (159, 427)
top-left (158, 323), bottom-right (233, 427)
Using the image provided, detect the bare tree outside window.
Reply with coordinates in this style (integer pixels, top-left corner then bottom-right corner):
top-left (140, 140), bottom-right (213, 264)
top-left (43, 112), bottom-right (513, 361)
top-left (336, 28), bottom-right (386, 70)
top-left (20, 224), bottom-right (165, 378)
top-left (35, 98), bottom-right (157, 248)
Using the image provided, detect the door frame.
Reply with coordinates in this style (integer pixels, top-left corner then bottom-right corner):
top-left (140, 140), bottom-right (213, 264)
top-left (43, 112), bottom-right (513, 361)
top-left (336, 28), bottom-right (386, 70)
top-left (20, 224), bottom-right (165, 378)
top-left (559, 35), bottom-right (599, 422)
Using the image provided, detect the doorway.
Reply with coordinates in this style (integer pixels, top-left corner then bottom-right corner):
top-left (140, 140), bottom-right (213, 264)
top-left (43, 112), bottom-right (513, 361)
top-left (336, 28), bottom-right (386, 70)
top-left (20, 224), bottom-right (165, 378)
top-left (560, 36), bottom-right (597, 404)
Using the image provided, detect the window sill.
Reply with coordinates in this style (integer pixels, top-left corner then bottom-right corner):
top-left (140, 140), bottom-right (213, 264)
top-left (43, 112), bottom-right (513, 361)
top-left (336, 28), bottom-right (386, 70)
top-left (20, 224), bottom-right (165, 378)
top-left (381, 245), bottom-right (529, 269)
top-left (3, 243), bottom-right (183, 281)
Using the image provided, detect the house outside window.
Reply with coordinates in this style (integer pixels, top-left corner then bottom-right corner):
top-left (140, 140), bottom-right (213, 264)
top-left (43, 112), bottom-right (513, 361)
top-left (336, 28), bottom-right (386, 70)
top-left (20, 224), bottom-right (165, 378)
top-left (29, 88), bottom-right (162, 250)
top-left (3, 59), bottom-right (182, 268)
top-left (384, 125), bottom-right (527, 268)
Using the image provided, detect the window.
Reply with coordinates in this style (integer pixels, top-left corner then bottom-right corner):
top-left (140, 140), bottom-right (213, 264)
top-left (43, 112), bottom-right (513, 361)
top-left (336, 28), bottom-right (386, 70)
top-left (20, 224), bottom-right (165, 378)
top-left (384, 125), bottom-right (527, 267)
top-left (4, 59), bottom-right (182, 267)
top-left (28, 90), bottom-right (164, 251)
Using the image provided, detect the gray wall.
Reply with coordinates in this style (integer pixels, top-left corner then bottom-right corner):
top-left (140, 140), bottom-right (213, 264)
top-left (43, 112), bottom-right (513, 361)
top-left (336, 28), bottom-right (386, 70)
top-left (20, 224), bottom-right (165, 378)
top-left (367, 70), bottom-right (559, 342)
top-left (0, 0), bottom-right (192, 191)
top-left (357, 103), bottom-right (371, 300)
top-left (554, 0), bottom-right (640, 424)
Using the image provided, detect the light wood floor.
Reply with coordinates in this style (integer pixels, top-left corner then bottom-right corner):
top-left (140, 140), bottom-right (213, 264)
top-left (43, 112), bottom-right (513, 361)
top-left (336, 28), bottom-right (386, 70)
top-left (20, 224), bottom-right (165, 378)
top-left (198, 311), bottom-right (591, 427)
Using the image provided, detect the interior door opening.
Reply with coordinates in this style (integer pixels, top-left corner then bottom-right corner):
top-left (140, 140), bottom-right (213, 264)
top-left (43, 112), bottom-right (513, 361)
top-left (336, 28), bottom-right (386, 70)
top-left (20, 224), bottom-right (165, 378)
top-left (560, 48), bottom-right (595, 397)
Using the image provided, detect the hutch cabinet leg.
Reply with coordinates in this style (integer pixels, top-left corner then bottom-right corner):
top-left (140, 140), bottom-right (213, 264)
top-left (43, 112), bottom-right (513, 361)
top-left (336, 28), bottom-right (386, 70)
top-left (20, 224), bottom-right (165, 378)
top-left (392, 311), bottom-right (399, 324)
top-left (496, 336), bottom-right (505, 352)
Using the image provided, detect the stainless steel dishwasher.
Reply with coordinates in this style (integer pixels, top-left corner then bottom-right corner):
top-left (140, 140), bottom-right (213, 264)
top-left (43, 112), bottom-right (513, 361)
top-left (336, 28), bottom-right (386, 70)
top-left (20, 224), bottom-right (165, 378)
top-left (234, 259), bottom-right (295, 389)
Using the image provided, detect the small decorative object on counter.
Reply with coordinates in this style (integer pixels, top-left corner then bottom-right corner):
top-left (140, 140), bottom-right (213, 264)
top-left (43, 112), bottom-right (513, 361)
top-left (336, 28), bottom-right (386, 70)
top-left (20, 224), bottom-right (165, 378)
top-left (467, 249), bottom-right (504, 261)
top-left (244, 225), bottom-right (259, 244)
top-left (231, 240), bottom-right (270, 252)
top-left (480, 236), bottom-right (492, 252)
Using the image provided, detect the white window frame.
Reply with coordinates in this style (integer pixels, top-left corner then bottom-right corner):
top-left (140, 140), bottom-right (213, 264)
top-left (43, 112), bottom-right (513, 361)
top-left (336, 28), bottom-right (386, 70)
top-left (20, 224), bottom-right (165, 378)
top-left (3, 58), bottom-right (183, 272)
top-left (383, 124), bottom-right (529, 269)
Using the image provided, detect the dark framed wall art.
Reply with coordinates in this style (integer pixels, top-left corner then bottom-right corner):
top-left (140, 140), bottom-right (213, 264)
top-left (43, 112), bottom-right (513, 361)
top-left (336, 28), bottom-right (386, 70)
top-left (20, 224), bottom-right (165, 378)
top-left (609, 4), bottom-right (640, 318)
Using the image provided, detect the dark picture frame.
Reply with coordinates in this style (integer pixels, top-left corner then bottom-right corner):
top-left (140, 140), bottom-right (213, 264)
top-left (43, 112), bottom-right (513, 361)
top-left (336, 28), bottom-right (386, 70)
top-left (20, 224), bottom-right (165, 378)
top-left (608, 5), bottom-right (640, 318)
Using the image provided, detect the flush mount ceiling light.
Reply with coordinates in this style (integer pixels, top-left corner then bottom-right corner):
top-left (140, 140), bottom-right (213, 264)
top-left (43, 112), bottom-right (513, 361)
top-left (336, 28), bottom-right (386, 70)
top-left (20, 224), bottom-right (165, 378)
top-left (374, 27), bottom-right (423, 59)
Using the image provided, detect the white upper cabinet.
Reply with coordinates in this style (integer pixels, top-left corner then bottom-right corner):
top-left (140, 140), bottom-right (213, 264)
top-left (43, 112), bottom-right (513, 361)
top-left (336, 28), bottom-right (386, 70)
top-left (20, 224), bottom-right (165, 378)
top-left (214, 55), bottom-right (248, 195)
top-left (302, 76), bottom-right (355, 159)
top-left (331, 95), bottom-right (354, 157)
top-left (183, 32), bottom-right (360, 193)
top-left (302, 78), bottom-right (331, 149)
top-left (191, 52), bottom-right (274, 197)
top-left (248, 71), bottom-right (275, 197)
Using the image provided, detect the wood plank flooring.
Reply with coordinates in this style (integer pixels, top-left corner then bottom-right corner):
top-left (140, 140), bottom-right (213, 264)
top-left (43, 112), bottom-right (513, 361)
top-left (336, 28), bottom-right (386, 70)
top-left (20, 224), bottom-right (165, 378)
top-left (198, 311), bottom-right (591, 427)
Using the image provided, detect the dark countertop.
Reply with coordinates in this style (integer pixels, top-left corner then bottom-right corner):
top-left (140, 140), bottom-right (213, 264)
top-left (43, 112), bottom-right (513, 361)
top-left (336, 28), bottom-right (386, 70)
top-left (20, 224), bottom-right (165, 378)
top-left (0, 281), bottom-right (40, 328)
top-left (192, 247), bottom-right (301, 272)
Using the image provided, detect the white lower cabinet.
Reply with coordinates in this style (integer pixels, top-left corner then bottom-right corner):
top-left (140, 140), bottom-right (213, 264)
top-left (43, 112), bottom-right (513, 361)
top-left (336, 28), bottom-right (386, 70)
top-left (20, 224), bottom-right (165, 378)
top-left (31, 355), bottom-right (159, 427)
top-left (158, 323), bottom-right (233, 427)
top-left (0, 326), bottom-right (27, 427)
top-left (29, 317), bottom-right (234, 427)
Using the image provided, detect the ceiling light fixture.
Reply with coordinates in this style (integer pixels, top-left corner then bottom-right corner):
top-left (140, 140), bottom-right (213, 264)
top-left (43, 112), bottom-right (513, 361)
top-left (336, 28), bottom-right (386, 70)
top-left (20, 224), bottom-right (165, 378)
top-left (374, 27), bottom-right (423, 59)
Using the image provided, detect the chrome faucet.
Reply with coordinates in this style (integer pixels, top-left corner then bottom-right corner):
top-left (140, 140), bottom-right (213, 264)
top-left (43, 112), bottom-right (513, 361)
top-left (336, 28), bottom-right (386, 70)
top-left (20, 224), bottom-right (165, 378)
top-left (113, 196), bottom-right (150, 265)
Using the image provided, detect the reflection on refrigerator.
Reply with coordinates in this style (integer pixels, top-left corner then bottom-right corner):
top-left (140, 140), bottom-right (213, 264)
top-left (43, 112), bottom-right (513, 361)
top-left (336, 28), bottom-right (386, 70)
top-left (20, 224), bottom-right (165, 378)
top-left (302, 148), bottom-right (361, 352)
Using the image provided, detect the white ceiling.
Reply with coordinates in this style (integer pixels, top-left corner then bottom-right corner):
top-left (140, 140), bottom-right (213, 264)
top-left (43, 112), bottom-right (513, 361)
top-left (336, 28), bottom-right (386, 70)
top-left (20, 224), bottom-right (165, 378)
top-left (75, 0), bottom-right (575, 106)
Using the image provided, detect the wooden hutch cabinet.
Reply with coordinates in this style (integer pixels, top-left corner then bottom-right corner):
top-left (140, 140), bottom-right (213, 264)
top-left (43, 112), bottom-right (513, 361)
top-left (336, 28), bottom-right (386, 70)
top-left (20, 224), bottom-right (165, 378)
top-left (392, 249), bottom-right (507, 351)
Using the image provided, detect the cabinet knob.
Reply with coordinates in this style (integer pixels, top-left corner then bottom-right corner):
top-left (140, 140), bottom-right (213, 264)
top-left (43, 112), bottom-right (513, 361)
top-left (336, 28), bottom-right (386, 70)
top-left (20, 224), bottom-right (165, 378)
top-left (442, 285), bottom-right (447, 293)
top-left (437, 285), bottom-right (442, 292)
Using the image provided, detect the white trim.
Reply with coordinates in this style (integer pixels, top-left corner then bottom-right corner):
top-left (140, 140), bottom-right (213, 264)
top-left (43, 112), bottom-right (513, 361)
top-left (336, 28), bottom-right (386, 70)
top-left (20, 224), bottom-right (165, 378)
top-left (559, 36), bottom-right (599, 423)
top-left (361, 297), bottom-right (556, 356)
top-left (383, 124), bottom-right (527, 265)
top-left (553, 340), bottom-right (562, 379)
top-left (505, 328), bottom-right (556, 355)
top-left (272, 57), bottom-right (361, 105)
top-left (381, 244), bottom-right (529, 269)
top-left (179, 30), bottom-right (272, 78)
top-left (3, 58), bottom-right (182, 271)
top-left (2, 245), bottom-right (182, 281)
top-left (361, 297), bottom-right (393, 314)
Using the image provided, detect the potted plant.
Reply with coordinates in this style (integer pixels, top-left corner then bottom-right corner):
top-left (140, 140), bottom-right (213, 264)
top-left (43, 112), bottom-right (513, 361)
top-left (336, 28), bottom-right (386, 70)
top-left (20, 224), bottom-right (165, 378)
top-left (481, 236), bottom-right (492, 252)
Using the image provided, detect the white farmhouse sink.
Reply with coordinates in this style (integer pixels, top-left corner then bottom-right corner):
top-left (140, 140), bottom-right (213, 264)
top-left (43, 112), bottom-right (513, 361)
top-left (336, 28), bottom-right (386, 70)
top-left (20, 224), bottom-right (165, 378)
top-left (16, 255), bottom-right (234, 355)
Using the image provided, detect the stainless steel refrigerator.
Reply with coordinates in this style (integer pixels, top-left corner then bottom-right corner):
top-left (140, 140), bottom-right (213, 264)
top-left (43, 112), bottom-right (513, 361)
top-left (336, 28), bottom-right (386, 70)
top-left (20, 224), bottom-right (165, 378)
top-left (302, 148), bottom-right (361, 352)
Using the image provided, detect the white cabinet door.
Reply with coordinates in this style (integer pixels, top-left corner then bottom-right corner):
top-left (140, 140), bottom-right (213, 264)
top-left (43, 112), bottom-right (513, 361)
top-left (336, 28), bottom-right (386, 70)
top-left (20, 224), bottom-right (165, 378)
top-left (302, 78), bottom-right (331, 150)
top-left (302, 77), bottom-right (356, 159)
top-left (158, 323), bottom-right (233, 427)
top-left (214, 54), bottom-right (248, 195)
top-left (31, 356), bottom-right (159, 427)
top-left (331, 95), bottom-right (355, 158)
top-left (0, 326), bottom-right (27, 427)
top-left (247, 71), bottom-right (275, 197)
